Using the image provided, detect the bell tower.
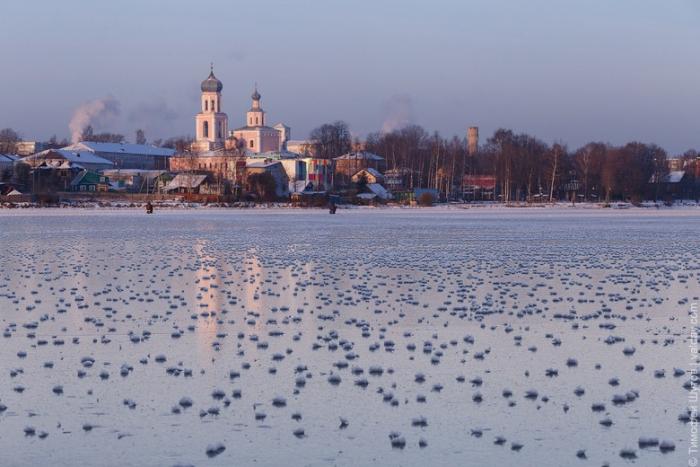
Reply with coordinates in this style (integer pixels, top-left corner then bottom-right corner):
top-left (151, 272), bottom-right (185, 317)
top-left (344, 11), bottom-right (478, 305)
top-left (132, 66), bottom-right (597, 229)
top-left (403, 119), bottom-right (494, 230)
top-left (193, 64), bottom-right (228, 152)
top-left (246, 85), bottom-right (265, 127)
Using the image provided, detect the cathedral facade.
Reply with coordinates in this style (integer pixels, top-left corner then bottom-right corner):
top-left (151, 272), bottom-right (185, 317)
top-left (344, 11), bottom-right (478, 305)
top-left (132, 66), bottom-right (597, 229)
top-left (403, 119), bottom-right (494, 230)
top-left (190, 67), bottom-right (288, 154)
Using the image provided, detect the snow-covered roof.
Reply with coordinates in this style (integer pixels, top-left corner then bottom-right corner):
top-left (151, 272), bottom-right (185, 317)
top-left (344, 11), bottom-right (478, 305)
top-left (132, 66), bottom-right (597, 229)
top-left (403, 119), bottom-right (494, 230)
top-left (24, 149), bottom-right (114, 166)
top-left (64, 142), bottom-right (175, 157)
top-left (366, 183), bottom-right (392, 200)
top-left (334, 151), bottom-right (384, 161)
top-left (102, 169), bottom-right (166, 176)
top-left (255, 150), bottom-right (300, 160)
top-left (666, 171), bottom-right (686, 183)
top-left (6, 189), bottom-right (23, 196)
top-left (649, 170), bottom-right (686, 184)
top-left (247, 160), bottom-right (282, 169)
top-left (165, 174), bottom-right (208, 190)
top-left (354, 168), bottom-right (384, 179)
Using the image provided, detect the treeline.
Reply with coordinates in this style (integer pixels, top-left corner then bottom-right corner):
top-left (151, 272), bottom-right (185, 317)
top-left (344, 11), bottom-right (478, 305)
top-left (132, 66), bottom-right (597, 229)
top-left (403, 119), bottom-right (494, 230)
top-left (306, 123), bottom-right (694, 202)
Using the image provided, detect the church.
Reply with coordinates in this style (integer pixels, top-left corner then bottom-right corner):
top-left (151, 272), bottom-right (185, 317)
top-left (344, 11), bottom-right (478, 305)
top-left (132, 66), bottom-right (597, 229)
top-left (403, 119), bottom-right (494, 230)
top-left (191, 66), bottom-right (289, 154)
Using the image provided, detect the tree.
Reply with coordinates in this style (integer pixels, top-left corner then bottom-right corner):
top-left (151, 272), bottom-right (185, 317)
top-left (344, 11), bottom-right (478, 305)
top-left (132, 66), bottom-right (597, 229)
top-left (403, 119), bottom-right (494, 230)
top-left (0, 128), bottom-right (21, 154)
top-left (80, 125), bottom-right (124, 143)
top-left (162, 136), bottom-right (193, 153)
top-left (136, 129), bottom-right (147, 145)
top-left (547, 143), bottom-right (566, 203)
top-left (246, 172), bottom-right (277, 201)
top-left (309, 121), bottom-right (352, 159)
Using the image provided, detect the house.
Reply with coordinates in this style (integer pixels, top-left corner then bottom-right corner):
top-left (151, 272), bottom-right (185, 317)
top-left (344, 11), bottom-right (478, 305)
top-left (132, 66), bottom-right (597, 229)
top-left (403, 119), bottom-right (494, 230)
top-left (61, 142), bottom-right (174, 170)
top-left (170, 148), bottom-right (246, 188)
top-left (649, 170), bottom-right (693, 200)
top-left (70, 171), bottom-right (111, 192)
top-left (22, 149), bottom-right (114, 172)
top-left (246, 160), bottom-right (289, 198)
top-left (334, 151), bottom-right (385, 187)
top-left (463, 174), bottom-right (496, 200)
top-left (351, 168), bottom-right (384, 185)
top-left (102, 169), bottom-right (167, 193)
top-left (31, 160), bottom-right (85, 192)
top-left (164, 173), bottom-right (221, 194)
top-left (15, 141), bottom-right (48, 156)
top-left (0, 154), bottom-right (20, 176)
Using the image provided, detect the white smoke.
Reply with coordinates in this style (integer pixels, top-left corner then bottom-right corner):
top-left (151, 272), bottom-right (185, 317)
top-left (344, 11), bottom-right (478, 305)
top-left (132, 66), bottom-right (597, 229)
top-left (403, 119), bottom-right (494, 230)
top-left (381, 94), bottom-right (414, 133)
top-left (69, 97), bottom-right (121, 143)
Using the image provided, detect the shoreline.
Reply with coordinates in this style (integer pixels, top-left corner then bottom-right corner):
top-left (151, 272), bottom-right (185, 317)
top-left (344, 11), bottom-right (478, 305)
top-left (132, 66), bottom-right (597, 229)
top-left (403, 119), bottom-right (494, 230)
top-left (1, 200), bottom-right (699, 214)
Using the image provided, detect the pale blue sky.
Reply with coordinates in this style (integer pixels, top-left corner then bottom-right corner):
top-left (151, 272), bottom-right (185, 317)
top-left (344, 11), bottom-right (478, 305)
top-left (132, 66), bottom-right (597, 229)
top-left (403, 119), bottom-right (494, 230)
top-left (0, 0), bottom-right (698, 153)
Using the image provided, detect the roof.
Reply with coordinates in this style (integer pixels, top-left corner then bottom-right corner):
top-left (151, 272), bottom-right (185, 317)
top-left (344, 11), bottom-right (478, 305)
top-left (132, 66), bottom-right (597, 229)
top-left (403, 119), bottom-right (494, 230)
top-left (102, 169), bottom-right (166, 176)
top-left (64, 142), bottom-right (175, 157)
top-left (334, 151), bottom-right (384, 161)
top-left (365, 168), bottom-right (383, 178)
top-left (649, 170), bottom-right (686, 184)
top-left (366, 183), bottom-right (392, 200)
top-left (232, 125), bottom-right (279, 132)
top-left (255, 150), bottom-right (300, 160)
top-left (273, 123), bottom-right (290, 130)
top-left (246, 160), bottom-right (282, 169)
top-left (25, 149), bottom-right (114, 166)
top-left (165, 174), bottom-right (208, 190)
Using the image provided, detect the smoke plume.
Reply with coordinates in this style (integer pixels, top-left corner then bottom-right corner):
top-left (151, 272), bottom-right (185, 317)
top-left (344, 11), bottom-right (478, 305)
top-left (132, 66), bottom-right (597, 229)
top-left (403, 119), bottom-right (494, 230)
top-left (69, 97), bottom-right (121, 143)
top-left (381, 94), bottom-right (414, 133)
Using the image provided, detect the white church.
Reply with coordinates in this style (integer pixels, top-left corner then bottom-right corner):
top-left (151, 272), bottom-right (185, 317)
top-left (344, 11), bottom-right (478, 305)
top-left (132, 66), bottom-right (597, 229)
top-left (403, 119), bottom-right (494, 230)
top-left (191, 66), bottom-right (289, 154)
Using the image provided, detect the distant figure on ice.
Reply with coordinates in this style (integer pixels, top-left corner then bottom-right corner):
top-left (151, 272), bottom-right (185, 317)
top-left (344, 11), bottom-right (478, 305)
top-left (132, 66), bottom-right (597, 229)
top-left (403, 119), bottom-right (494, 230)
top-left (146, 201), bottom-right (154, 214)
top-left (329, 202), bottom-right (337, 214)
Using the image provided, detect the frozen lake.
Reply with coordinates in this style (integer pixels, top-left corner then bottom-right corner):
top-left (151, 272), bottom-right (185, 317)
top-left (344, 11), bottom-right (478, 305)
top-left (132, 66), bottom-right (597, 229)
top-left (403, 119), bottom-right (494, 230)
top-left (0, 208), bottom-right (696, 466)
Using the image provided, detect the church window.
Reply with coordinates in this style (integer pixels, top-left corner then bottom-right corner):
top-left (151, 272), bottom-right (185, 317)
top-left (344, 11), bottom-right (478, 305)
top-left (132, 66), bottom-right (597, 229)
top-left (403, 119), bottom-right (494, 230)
top-left (255, 117), bottom-right (259, 125)
top-left (203, 121), bottom-right (209, 138)
top-left (250, 140), bottom-right (254, 148)
top-left (205, 100), bottom-right (208, 111)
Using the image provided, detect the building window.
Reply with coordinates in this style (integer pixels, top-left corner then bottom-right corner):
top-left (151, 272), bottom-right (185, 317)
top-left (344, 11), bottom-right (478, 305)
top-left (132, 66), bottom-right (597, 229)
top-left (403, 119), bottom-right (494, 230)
top-left (203, 121), bottom-right (209, 138)
top-left (255, 117), bottom-right (259, 125)
top-left (250, 140), bottom-right (254, 148)
top-left (205, 100), bottom-right (208, 111)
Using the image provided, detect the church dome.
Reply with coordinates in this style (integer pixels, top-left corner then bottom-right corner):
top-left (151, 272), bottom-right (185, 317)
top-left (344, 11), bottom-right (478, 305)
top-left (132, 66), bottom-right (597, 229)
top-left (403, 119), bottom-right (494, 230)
top-left (251, 88), bottom-right (261, 101)
top-left (201, 70), bottom-right (223, 93)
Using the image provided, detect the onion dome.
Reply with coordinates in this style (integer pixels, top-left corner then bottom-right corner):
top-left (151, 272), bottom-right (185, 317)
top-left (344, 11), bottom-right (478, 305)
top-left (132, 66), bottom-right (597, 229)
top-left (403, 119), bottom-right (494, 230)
top-left (201, 66), bottom-right (223, 93)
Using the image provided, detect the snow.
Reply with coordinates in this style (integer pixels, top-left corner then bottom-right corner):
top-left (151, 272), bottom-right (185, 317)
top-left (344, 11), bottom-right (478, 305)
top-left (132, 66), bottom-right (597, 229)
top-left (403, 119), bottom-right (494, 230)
top-left (24, 149), bottom-right (114, 166)
top-left (64, 142), bottom-right (175, 157)
top-left (0, 208), bottom-right (695, 466)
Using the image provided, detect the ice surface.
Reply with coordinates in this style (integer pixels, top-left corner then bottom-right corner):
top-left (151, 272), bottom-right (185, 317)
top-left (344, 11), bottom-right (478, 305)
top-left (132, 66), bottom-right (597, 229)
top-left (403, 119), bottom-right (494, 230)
top-left (0, 208), bottom-right (696, 466)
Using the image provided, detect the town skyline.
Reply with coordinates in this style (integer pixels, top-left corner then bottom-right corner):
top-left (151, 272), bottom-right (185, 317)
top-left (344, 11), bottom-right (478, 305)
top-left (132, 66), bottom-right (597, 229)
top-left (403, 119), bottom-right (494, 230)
top-left (1, 0), bottom-right (698, 154)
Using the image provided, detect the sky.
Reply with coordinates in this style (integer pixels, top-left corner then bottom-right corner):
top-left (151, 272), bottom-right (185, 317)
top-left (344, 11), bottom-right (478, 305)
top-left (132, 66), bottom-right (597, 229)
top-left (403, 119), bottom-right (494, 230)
top-left (0, 0), bottom-right (698, 153)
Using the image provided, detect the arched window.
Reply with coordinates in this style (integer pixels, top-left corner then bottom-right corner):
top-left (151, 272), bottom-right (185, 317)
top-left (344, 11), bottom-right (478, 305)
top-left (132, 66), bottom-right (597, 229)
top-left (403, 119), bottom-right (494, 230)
top-left (205, 100), bottom-right (208, 111)
top-left (250, 140), bottom-right (254, 148)
top-left (203, 121), bottom-right (209, 138)
top-left (255, 117), bottom-right (259, 125)
top-left (211, 100), bottom-right (214, 111)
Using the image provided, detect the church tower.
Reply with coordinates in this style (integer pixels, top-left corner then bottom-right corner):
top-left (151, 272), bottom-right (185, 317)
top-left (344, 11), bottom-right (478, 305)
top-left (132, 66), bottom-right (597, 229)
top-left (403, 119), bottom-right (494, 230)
top-left (193, 65), bottom-right (228, 152)
top-left (246, 86), bottom-right (265, 127)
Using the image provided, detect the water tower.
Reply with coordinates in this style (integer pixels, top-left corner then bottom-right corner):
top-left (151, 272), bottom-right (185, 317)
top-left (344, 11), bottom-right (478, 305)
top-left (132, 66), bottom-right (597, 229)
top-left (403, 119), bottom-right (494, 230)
top-left (467, 127), bottom-right (479, 155)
